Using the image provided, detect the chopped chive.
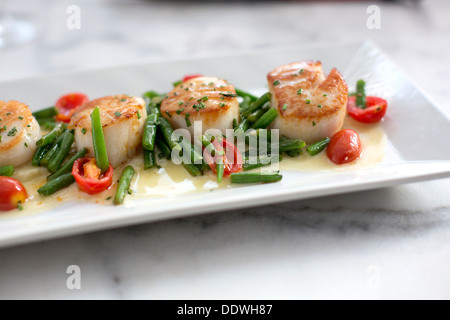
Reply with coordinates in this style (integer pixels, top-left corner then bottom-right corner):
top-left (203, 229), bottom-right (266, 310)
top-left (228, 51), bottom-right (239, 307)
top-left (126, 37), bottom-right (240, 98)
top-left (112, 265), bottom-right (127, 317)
top-left (18, 116), bottom-right (24, 120)
top-left (282, 104), bottom-right (288, 111)
top-left (185, 113), bottom-right (191, 127)
top-left (299, 69), bottom-right (304, 74)
top-left (120, 99), bottom-right (127, 102)
top-left (208, 82), bottom-right (214, 86)
top-left (106, 196), bottom-right (112, 201)
top-left (7, 127), bottom-right (17, 136)
top-left (24, 142), bottom-right (28, 148)
top-left (6, 113), bottom-right (11, 116)
top-left (305, 99), bottom-right (311, 104)
top-left (114, 111), bottom-right (121, 117)
top-left (312, 121), bottom-right (316, 127)
top-left (219, 103), bottom-right (226, 108)
top-left (318, 104), bottom-right (322, 108)
top-left (17, 202), bottom-right (24, 211)
top-left (297, 88), bottom-right (303, 95)
top-left (178, 101), bottom-right (184, 106)
top-left (176, 108), bottom-right (185, 114)
top-left (81, 128), bottom-right (87, 135)
top-left (202, 95), bottom-right (209, 102)
top-left (165, 111), bottom-right (172, 118)
top-left (323, 94), bottom-right (327, 97)
top-left (137, 111), bottom-right (142, 119)
top-left (273, 80), bottom-right (281, 86)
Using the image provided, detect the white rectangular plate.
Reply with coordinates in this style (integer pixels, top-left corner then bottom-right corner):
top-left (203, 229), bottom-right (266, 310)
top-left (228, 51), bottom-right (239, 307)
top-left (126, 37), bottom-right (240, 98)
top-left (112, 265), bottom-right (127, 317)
top-left (1, 41), bottom-right (449, 249)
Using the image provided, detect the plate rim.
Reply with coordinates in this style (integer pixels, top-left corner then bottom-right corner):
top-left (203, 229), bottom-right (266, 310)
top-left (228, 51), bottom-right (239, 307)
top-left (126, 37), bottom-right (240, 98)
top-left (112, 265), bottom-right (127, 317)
top-left (1, 41), bottom-right (449, 249)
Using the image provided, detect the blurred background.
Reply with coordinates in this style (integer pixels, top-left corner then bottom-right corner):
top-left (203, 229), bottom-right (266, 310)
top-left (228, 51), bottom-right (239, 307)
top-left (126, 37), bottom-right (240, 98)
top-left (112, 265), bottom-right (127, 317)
top-left (0, 0), bottom-right (448, 110)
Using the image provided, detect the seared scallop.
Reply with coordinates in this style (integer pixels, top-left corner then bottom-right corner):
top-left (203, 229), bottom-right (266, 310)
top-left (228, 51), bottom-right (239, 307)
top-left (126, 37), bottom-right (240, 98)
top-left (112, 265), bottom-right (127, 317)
top-left (69, 95), bottom-right (147, 167)
top-left (268, 61), bottom-right (348, 144)
top-left (160, 77), bottom-right (240, 138)
top-left (0, 101), bottom-right (41, 167)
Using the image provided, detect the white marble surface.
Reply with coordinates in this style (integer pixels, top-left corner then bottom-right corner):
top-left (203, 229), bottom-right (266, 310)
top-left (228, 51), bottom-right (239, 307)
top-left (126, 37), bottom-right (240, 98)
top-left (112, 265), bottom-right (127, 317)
top-left (0, 0), bottom-right (449, 300)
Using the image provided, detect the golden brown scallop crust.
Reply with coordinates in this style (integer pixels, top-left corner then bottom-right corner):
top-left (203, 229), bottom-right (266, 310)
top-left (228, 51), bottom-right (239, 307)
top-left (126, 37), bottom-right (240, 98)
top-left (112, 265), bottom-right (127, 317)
top-left (160, 77), bottom-right (237, 120)
top-left (267, 62), bottom-right (348, 121)
top-left (0, 101), bottom-right (32, 151)
top-left (69, 95), bottom-right (145, 130)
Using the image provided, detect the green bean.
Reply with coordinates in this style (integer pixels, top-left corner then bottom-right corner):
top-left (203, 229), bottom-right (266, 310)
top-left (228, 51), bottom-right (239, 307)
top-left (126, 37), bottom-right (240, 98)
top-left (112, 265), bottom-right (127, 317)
top-left (231, 172), bottom-right (283, 184)
top-left (156, 137), bottom-right (172, 160)
top-left (144, 150), bottom-right (157, 169)
top-left (179, 139), bottom-right (203, 165)
top-left (40, 143), bottom-right (60, 167)
top-left (143, 91), bottom-right (163, 100)
top-left (201, 135), bottom-right (224, 182)
top-left (142, 114), bottom-right (159, 151)
top-left (306, 137), bottom-right (331, 156)
top-left (32, 107), bottom-right (57, 120)
top-left (37, 173), bottom-right (75, 196)
top-left (182, 163), bottom-right (203, 177)
top-left (356, 79), bottom-right (366, 109)
top-left (245, 92), bottom-right (271, 115)
top-left (285, 149), bottom-right (302, 157)
top-left (244, 155), bottom-right (282, 171)
top-left (159, 117), bottom-right (203, 176)
top-left (239, 96), bottom-right (252, 113)
top-left (278, 139), bottom-right (306, 153)
top-left (232, 118), bottom-right (238, 130)
top-left (32, 145), bottom-right (50, 166)
top-left (91, 107), bottom-right (109, 172)
top-left (47, 131), bottom-right (74, 173)
top-left (235, 89), bottom-right (258, 102)
top-left (158, 117), bottom-right (177, 149)
top-left (247, 104), bottom-right (269, 123)
top-left (251, 108), bottom-right (278, 129)
top-left (280, 136), bottom-right (302, 157)
top-left (36, 123), bottom-right (66, 147)
top-left (42, 122), bottom-right (58, 131)
top-left (148, 103), bottom-right (161, 116)
top-left (216, 163), bottom-right (225, 183)
top-left (37, 118), bottom-right (57, 127)
top-left (114, 166), bottom-right (135, 205)
top-left (0, 165), bottom-right (14, 177)
top-left (48, 148), bottom-right (87, 181)
top-left (235, 118), bottom-right (250, 135)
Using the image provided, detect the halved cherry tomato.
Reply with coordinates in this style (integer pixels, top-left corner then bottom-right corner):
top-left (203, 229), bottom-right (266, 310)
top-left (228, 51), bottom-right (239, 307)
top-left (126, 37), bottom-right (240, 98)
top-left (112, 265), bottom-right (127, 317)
top-left (0, 177), bottom-right (28, 211)
top-left (55, 93), bottom-right (89, 123)
top-left (347, 96), bottom-right (387, 123)
top-left (327, 129), bottom-right (362, 165)
top-left (72, 157), bottom-right (113, 195)
top-left (203, 138), bottom-right (243, 176)
top-left (182, 74), bottom-right (204, 82)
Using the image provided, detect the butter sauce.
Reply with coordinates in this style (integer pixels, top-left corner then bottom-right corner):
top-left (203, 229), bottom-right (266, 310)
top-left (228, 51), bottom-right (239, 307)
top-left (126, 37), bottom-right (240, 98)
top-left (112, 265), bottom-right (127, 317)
top-left (4, 115), bottom-right (385, 216)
